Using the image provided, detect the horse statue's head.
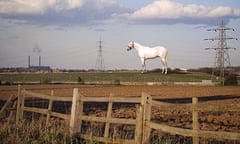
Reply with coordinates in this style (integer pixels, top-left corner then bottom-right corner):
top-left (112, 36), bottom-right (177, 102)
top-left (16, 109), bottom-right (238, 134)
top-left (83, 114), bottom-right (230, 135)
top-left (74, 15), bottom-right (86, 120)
top-left (127, 41), bottom-right (135, 51)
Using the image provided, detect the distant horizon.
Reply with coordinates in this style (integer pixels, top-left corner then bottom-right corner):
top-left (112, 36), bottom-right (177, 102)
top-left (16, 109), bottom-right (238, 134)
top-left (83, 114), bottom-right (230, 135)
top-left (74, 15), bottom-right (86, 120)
top-left (1, 65), bottom-right (240, 71)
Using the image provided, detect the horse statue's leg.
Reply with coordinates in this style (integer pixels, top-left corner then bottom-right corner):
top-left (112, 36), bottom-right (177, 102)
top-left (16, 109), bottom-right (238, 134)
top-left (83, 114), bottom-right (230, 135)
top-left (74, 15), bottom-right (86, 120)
top-left (164, 55), bottom-right (168, 74)
top-left (141, 58), bottom-right (146, 73)
top-left (160, 57), bottom-right (168, 74)
top-left (163, 61), bottom-right (168, 74)
top-left (164, 65), bottom-right (168, 74)
top-left (161, 66), bottom-right (165, 74)
top-left (142, 62), bottom-right (146, 73)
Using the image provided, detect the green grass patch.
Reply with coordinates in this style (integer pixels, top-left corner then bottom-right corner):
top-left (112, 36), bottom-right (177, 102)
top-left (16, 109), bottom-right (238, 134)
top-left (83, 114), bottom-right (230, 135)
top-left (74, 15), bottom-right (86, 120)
top-left (0, 71), bottom-right (212, 84)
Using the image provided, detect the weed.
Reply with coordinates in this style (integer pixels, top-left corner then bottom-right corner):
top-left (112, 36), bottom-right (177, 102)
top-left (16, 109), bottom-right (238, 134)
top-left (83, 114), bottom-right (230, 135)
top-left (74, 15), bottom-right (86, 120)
top-left (0, 116), bottom-right (70, 144)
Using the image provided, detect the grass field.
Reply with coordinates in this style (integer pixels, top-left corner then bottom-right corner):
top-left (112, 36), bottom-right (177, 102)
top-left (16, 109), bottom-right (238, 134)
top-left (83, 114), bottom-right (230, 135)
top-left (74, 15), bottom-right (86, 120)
top-left (0, 71), bottom-right (213, 84)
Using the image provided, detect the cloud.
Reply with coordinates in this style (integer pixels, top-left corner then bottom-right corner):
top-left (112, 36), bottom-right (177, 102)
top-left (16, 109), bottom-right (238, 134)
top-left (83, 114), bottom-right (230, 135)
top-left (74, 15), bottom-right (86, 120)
top-left (1, 0), bottom-right (239, 26)
top-left (0, 0), bottom-right (131, 26)
top-left (0, 0), bottom-right (84, 14)
top-left (115, 0), bottom-right (240, 25)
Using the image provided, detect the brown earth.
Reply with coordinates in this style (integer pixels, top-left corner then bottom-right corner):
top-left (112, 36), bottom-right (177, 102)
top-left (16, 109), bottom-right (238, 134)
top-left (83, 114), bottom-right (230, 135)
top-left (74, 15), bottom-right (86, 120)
top-left (1, 85), bottom-right (240, 140)
top-left (1, 85), bottom-right (240, 99)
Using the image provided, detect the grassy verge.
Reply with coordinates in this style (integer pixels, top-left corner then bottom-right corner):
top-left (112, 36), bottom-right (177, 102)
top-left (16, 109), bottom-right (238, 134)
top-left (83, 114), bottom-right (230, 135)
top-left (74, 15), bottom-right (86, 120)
top-left (0, 116), bottom-right (232, 144)
top-left (0, 71), bottom-right (212, 84)
top-left (0, 117), bottom-right (70, 144)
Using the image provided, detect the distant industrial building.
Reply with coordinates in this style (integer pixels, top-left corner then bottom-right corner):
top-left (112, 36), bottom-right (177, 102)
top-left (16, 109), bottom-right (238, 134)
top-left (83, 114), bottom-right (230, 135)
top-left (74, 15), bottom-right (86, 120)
top-left (28, 55), bottom-right (51, 72)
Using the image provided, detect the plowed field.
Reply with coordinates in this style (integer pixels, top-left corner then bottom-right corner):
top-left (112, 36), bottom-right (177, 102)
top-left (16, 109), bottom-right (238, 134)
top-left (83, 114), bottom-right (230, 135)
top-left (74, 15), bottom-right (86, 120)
top-left (1, 85), bottom-right (240, 140)
top-left (1, 85), bottom-right (240, 99)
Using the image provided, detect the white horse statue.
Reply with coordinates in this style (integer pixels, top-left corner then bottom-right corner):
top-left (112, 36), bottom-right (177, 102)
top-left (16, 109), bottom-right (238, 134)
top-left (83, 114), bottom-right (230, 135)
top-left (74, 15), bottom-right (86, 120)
top-left (127, 41), bottom-right (168, 74)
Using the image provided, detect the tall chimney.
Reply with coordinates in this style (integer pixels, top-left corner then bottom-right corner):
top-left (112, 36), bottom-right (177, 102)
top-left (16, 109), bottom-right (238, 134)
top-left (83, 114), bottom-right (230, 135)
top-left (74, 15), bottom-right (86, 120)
top-left (28, 56), bottom-right (30, 68)
top-left (39, 55), bottom-right (41, 66)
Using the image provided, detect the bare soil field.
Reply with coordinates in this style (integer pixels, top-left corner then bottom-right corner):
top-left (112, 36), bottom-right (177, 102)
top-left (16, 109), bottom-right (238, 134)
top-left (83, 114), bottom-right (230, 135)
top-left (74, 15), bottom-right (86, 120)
top-left (1, 85), bottom-right (240, 142)
top-left (1, 85), bottom-right (240, 99)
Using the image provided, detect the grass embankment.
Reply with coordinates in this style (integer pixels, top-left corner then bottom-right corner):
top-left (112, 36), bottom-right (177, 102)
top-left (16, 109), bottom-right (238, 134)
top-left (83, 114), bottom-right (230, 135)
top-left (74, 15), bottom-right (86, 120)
top-left (0, 71), bottom-right (212, 84)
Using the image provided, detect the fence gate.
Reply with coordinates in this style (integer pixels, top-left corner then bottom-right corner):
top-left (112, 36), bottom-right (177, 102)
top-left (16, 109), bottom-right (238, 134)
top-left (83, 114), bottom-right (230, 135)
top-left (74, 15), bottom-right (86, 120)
top-left (69, 88), bottom-right (153, 144)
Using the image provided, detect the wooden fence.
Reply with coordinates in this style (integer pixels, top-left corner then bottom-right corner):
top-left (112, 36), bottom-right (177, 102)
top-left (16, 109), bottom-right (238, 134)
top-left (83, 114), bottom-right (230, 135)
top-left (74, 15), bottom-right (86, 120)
top-left (15, 85), bottom-right (72, 125)
top-left (10, 85), bottom-right (240, 144)
top-left (149, 96), bottom-right (240, 143)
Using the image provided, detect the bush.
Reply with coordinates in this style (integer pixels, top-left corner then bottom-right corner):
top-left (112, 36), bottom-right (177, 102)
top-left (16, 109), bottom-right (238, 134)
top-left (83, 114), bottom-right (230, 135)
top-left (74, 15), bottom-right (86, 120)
top-left (41, 78), bottom-right (52, 84)
top-left (5, 81), bottom-right (13, 85)
top-left (77, 76), bottom-right (84, 84)
top-left (224, 75), bottom-right (238, 85)
top-left (113, 79), bottom-right (120, 85)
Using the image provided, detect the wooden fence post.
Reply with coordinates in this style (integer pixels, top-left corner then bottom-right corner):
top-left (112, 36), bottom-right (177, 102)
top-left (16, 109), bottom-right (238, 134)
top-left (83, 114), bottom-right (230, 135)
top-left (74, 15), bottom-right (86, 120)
top-left (46, 90), bottom-right (54, 126)
top-left (70, 88), bottom-right (83, 135)
top-left (135, 104), bottom-right (143, 144)
top-left (16, 85), bottom-right (24, 124)
top-left (104, 93), bottom-right (113, 138)
top-left (192, 97), bottom-right (199, 144)
top-left (141, 92), bottom-right (152, 144)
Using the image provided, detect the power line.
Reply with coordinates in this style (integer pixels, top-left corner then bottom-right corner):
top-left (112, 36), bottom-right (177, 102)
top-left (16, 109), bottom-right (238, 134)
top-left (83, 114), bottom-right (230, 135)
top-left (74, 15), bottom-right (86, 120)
top-left (204, 21), bottom-right (237, 85)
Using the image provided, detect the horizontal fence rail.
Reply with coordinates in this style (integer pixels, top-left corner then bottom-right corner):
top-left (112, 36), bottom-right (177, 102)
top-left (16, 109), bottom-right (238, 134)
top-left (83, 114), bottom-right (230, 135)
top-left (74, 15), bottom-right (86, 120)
top-left (23, 107), bottom-right (69, 120)
top-left (80, 115), bottom-right (136, 125)
top-left (152, 100), bottom-right (240, 112)
top-left (23, 90), bottom-right (72, 101)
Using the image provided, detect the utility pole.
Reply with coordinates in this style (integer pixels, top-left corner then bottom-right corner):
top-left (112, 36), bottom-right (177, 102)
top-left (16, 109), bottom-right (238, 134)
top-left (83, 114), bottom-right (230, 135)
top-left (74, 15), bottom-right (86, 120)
top-left (95, 38), bottom-right (105, 72)
top-left (204, 21), bottom-right (237, 85)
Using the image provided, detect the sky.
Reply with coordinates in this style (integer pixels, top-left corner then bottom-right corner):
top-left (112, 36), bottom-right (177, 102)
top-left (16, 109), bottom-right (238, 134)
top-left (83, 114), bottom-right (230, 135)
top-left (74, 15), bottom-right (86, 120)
top-left (0, 0), bottom-right (240, 70)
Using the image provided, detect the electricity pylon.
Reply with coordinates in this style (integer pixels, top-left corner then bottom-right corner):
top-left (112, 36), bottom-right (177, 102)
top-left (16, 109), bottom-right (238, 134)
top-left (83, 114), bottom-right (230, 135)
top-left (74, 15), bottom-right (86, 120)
top-left (204, 21), bottom-right (237, 85)
top-left (95, 38), bottom-right (105, 72)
